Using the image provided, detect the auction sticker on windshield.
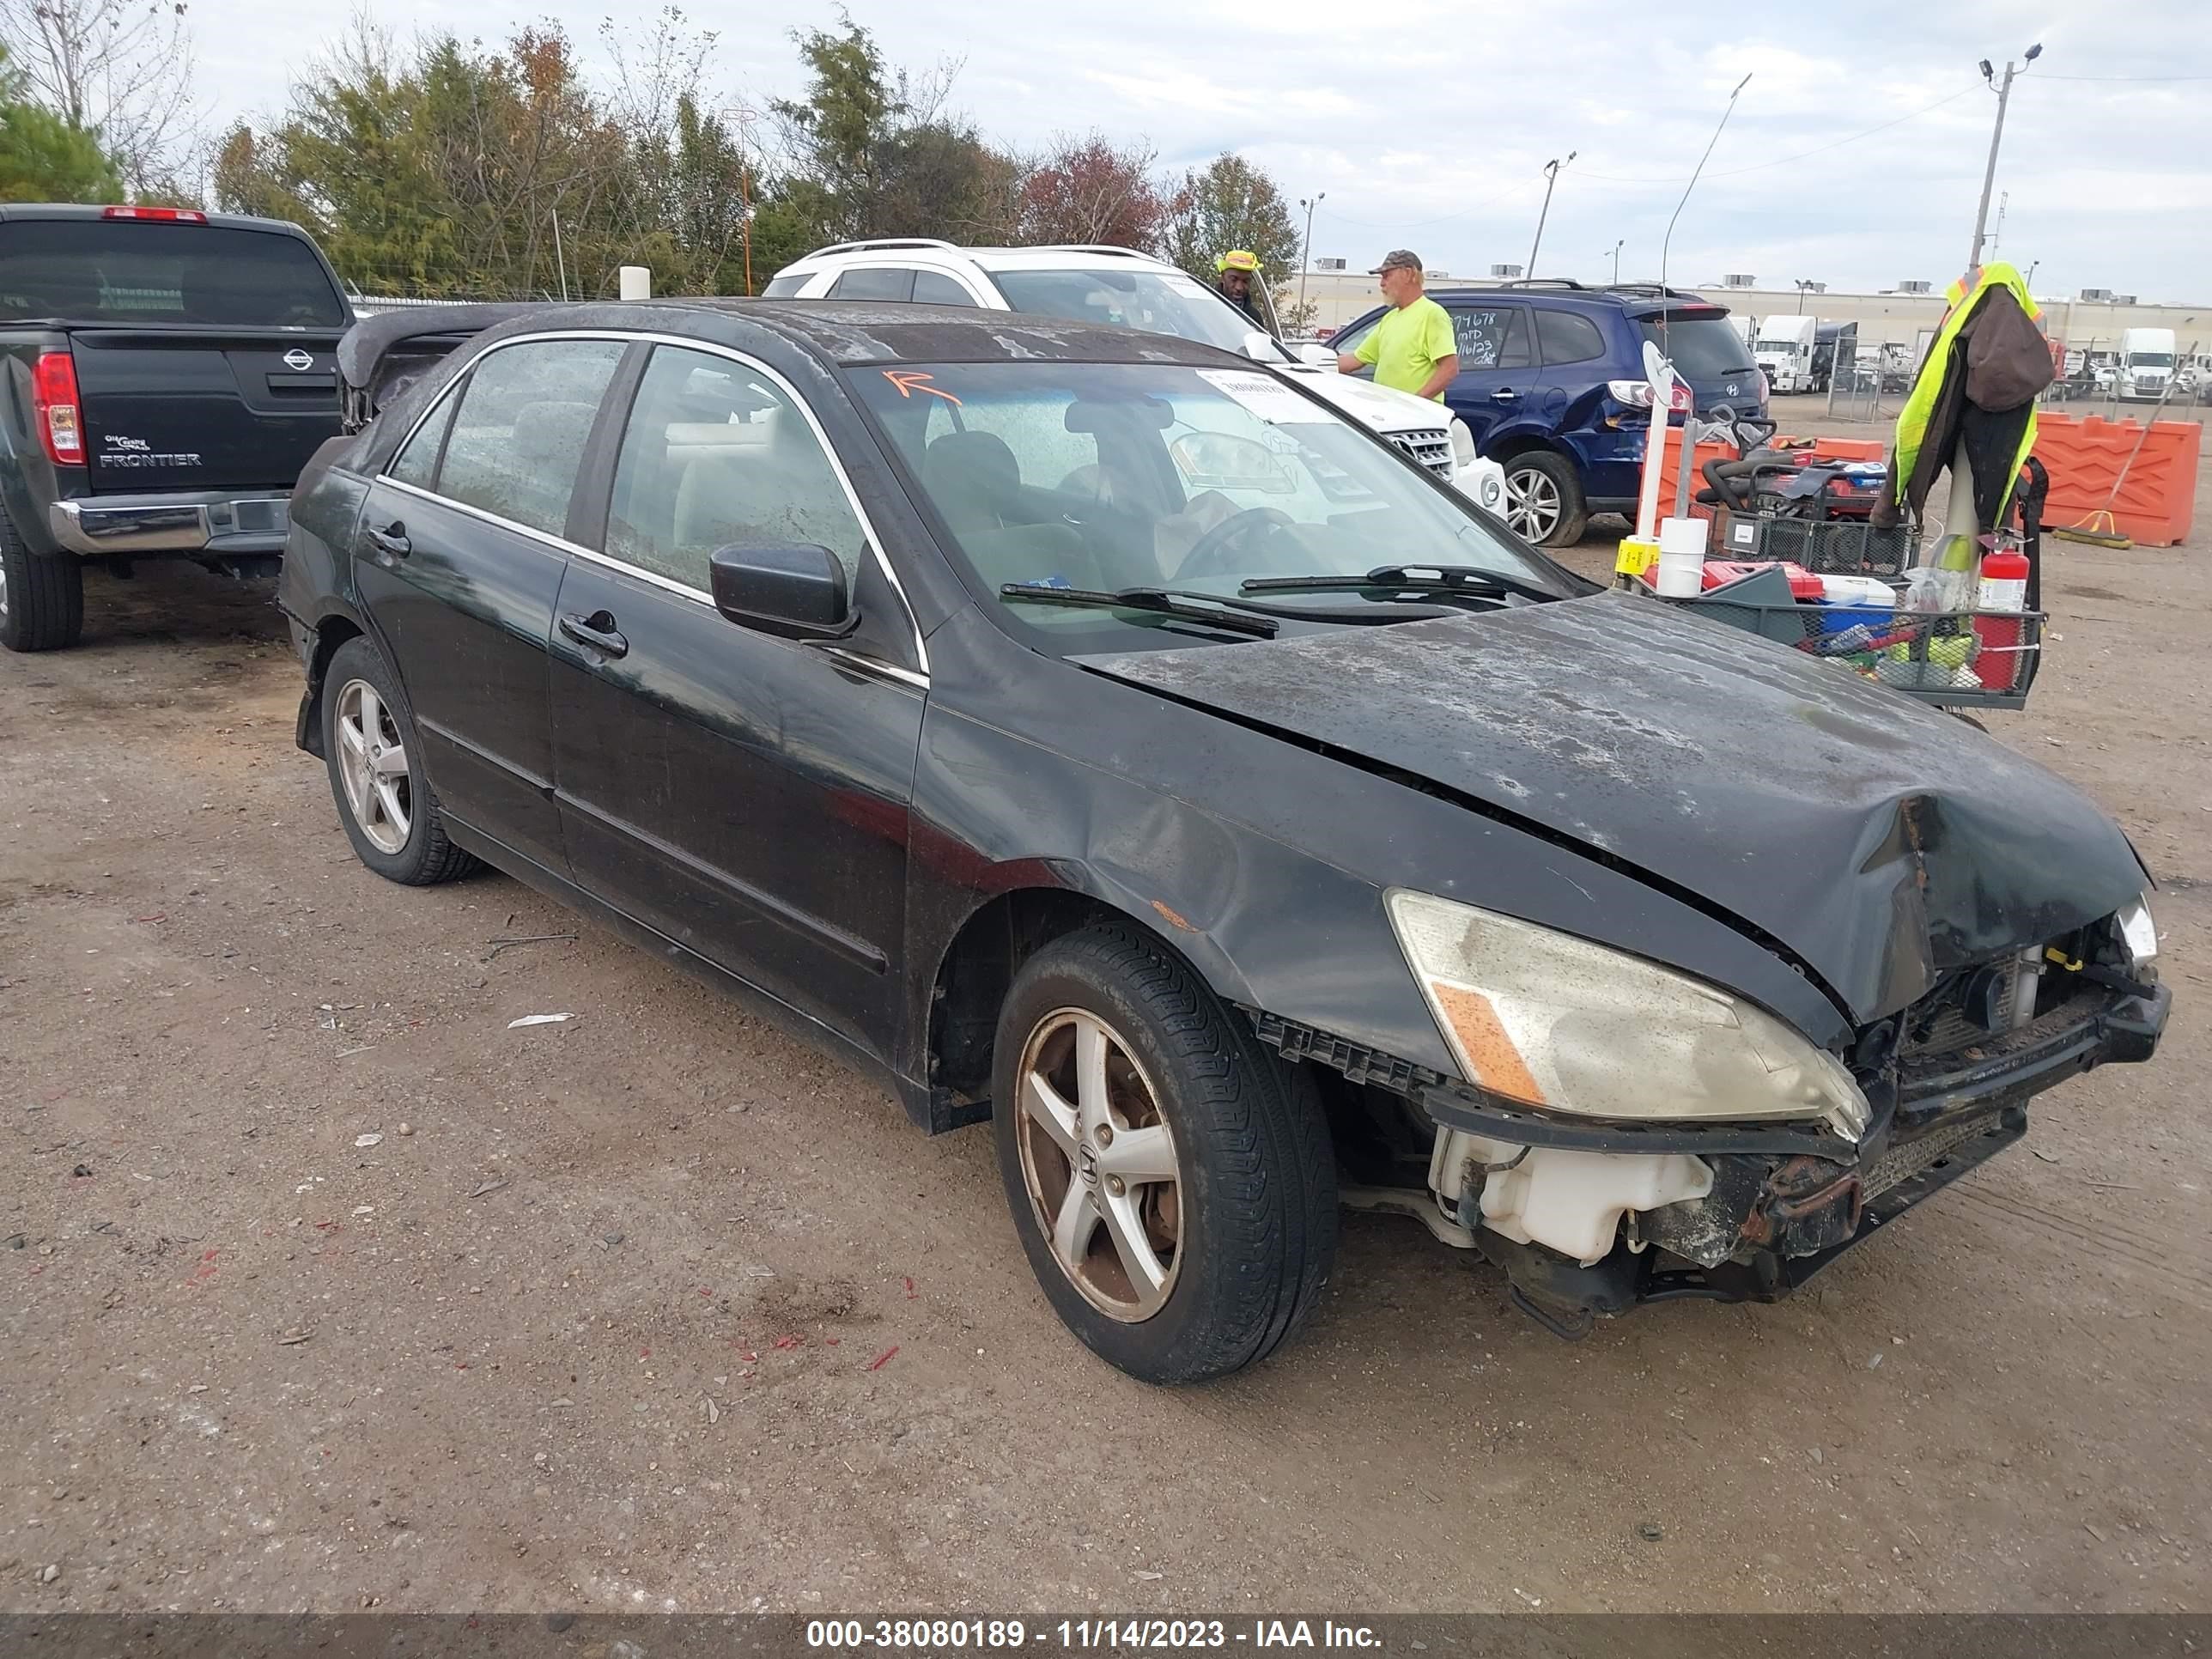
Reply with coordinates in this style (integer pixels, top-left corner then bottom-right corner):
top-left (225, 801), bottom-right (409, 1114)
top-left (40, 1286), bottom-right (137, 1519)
top-left (1198, 368), bottom-right (1333, 424)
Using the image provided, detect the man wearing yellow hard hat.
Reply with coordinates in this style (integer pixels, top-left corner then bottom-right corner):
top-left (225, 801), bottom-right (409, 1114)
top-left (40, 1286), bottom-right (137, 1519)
top-left (1213, 250), bottom-right (1266, 328)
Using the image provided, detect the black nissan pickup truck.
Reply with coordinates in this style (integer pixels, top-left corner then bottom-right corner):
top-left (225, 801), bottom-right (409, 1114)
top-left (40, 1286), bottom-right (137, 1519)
top-left (0, 204), bottom-right (353, 651)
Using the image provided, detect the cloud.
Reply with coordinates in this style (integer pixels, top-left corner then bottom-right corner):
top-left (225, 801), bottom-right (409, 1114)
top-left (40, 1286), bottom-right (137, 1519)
top-left (187, 0), bottom-right (2212, 298)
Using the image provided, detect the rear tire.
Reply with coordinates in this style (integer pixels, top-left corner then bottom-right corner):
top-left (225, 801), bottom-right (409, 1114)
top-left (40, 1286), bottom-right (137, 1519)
top-left (321, 635), bottom-right (479, 886)
top-left (1502, 450), bottom-right (1589, 548)
top-left (0, 514), bottom-right (84, 652)
top-left (991, 922), bottom-right (1336, 1384)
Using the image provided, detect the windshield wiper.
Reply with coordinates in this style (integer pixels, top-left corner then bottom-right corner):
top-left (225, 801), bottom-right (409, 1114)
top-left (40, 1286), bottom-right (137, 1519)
top-left (1239, 563), bottom-right (1561, 605)
top-left (998, 583), bottom-right (1279, 638)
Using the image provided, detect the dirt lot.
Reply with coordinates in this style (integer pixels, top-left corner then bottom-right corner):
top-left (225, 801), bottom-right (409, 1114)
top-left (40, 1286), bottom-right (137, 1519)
top-left (3, 406), bottom-right (2209, 1615)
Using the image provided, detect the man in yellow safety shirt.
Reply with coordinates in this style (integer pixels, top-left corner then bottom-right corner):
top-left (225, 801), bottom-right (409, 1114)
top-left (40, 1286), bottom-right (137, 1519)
top-left (1337, 249), bottom-right (1458, 400)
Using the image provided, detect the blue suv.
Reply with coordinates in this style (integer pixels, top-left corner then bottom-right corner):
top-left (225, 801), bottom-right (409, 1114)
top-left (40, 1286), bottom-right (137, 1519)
top-left (1328, 280), bottom-right (1764, 546)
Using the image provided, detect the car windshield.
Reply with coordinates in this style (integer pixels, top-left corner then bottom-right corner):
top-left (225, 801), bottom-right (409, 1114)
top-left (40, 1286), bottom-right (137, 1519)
top-left (1638, 314), bottom-right (1754, 380)
top-left (2130, 352), bottom-right (2174, 368)
top-left (988, 267), bottom-right (1292, 363)
top-left (850, 360), bottom-right (1572, 648)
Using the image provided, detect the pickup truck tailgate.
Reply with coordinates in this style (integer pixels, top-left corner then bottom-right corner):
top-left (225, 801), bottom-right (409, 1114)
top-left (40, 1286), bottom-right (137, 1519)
top-left (70, 328), bottom-right (345, 493)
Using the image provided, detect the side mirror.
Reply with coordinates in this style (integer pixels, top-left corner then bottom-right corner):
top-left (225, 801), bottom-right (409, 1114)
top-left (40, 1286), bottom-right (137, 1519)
top-left (1294, 342), bottom-right (1339, 369)
top-left (1241, 330), bottom-right (1277, 362)
top-left (708, 540), bottom-right (853, 641)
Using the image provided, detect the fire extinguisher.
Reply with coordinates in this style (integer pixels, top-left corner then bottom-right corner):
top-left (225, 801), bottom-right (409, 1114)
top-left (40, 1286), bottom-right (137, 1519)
top-left (1972, 543), bottom-right (2032, 692)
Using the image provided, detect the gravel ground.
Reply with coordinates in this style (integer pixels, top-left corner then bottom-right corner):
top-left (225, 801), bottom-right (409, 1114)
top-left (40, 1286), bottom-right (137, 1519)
top-left (2, 404), bottom-right (2207, 1614)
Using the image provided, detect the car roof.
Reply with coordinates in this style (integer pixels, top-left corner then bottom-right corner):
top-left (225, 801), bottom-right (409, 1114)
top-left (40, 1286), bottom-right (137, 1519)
top-left (1421, 283), bottom-right (1731, 319)
top-left (783, 242), bottom-right (1182, 276)
top-left (484, 298), bottom-right (1249, 369)
top-left (0, 202), bottom-right (323, 240)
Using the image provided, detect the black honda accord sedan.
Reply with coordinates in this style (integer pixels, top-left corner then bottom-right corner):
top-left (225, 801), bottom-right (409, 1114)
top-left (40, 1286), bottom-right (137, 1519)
top-left (278, 301), bottom-right (2166, 1382)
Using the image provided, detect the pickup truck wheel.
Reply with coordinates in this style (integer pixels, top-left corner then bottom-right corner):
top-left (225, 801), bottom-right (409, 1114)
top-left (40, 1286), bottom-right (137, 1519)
top-left (0, 515), bottom-right (84, 652)
top-left (1502, 451), bottom-right (1589, 548)
top-left (321, 636), bottom-right (478, 885)
top-left (991, 923), bottom-right (1336, 1384)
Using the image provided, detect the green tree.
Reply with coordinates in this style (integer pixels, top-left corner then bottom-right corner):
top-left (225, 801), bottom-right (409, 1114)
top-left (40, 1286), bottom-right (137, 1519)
top-left (1159, 152), bottom-right (1301, 314)
top-left (769, 10), bottom-right (1018, 253)
top-left (0, 41), bottom-right (121, 202)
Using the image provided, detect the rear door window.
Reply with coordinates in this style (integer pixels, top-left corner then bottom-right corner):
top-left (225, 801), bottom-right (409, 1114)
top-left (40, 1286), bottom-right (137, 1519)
top-left (829, 267), bottom-right (916, 301)
top-left (760, 272), bottom-right (810, 298)
top-left (1449, 307), bottom-right (1533, 370)
top-left (0, 219), bottom-right (347, 326)
top-left (912, 270), bottom-right (979, 306)
top-left (1534, 308), bottom-right (1608, 367)
top-left (435, 339), bottom-right (627, 538)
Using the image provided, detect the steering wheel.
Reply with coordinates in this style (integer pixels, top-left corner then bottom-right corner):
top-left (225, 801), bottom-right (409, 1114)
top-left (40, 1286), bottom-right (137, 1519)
top-left (1175, 507), bottom-right (1297, 583)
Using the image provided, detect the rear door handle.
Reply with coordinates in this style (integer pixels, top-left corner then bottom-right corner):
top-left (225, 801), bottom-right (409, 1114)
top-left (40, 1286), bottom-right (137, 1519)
top-left (559, 611), bottom-right (629, 660)
top-left (1490, 388), bottom-right (1520, 403)
top-left (368, 521), bottom-right (410, 560)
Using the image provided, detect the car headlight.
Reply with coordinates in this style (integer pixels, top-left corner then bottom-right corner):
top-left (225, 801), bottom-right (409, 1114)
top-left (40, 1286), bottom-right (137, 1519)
top-left (2116, 894), bottom-right (2158, 967)
top-left (1449, 416), bottom-right (1476, 470)
top-left (1387, 890), bottom-right (1869, 1138)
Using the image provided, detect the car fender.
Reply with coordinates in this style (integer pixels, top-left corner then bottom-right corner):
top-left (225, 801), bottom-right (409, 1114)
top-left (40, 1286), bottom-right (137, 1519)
top-left (902, 609), bottom-right (1851, 1121)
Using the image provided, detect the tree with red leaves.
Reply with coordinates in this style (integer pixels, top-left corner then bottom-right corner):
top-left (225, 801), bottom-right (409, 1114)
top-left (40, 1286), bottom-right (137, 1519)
top-left (1016, 132), bottom-right (1163, 251)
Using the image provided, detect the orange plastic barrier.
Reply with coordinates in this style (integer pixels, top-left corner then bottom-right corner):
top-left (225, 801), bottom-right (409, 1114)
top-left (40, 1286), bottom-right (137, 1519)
top-left (1651, 432), bottom-right (1733, 521)
top-left (2032, 413), bottom-right (2199, 547)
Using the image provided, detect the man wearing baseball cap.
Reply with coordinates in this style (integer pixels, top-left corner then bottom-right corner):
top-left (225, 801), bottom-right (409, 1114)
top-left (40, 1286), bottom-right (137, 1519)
top-left (1337, 250), bottom-right (1459, 400)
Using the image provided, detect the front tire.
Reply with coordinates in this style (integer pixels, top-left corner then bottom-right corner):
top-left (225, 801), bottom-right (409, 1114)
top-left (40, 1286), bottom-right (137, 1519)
top-left (1502, 450), bottom-right (1589, 548)
top-left (321, 635), bottom-right (478, 886)
top-left (0, 514), bottom-right (84, 652)
top-left (991, 923), bottom-right (1336, 1384)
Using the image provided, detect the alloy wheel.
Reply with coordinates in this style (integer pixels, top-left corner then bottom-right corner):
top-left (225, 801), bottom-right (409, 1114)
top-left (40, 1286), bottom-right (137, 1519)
top-left (334, 678), bottom-right (412, 855)
top-left (0, 557), bottom-right (9, 621)
top-left (1504, 465), bottom-right (1562, 542)
top-left (1013, 1007), bottom-right (1184, 1322)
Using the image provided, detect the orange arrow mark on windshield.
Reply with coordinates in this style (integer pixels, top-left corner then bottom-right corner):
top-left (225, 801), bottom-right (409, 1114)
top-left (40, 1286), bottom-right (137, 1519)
top-left (882, 369), bottom-right (963, 406)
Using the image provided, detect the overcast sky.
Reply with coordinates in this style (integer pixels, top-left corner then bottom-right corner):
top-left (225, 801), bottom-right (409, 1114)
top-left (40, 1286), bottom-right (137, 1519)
top-left (191, 0), bottom-right (2212, 302)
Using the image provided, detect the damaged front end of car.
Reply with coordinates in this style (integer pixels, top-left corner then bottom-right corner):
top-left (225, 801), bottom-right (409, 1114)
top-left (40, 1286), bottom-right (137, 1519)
top-left (1250, 895), bottom-right (2167, 1340)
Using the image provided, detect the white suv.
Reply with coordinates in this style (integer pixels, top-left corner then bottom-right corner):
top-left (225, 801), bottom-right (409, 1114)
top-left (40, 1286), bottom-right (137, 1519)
top-left (766, 240), bottom-right (1509, 514)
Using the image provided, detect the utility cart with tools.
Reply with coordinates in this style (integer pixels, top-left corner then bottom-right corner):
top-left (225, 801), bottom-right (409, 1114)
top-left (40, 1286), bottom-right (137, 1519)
top-left (1648, 416), bottom-right (2050, 715)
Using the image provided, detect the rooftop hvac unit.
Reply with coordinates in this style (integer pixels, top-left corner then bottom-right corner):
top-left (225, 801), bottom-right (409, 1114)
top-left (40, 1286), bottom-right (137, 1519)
top-left (1490, 263), bottom-right (1522, 278)
top-left (2078, 288), bottom-right (2115, 302)
top-left (1898, 280), bottom-right (1932, 295)
top-left (2113, 294), bottom-right (2138, 307)
top-left (1723, 273), bottom-right (1756, 289)
top-left (1315, 257), bottom-right (1346, 271)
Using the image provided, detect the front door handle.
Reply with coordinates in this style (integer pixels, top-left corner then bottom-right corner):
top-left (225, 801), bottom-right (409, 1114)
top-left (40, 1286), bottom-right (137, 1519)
top-left (1490, 387), bottom-right (1520, 403)
top-left (368, 521), bottom-right (410, 559)
top-left (559, 610), bottom-right (629, 660)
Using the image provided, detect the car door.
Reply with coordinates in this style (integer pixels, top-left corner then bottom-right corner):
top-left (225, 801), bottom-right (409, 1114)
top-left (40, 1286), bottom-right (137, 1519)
top-left (547, 341), bottom-right (927, 1060)
top-left (354, 334), bottom-right (629, 875)
top-left (1437, 304), bottom-right (1537, 446)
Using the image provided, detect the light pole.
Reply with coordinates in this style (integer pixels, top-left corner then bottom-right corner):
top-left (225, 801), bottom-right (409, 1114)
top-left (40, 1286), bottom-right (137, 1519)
top-left (1297, 192), bottom-right (1326, 318)
top-left (1970, 45), bottom-right (2041, 271)
top-left (1795, 278), bottom-right (1817, 314)
top-left (720, 104), bottom-right (761, 295)
top-left (1526, 152), bottom-right (1576, 279)
top-left (1607, 239), bottom-right (1624, 283)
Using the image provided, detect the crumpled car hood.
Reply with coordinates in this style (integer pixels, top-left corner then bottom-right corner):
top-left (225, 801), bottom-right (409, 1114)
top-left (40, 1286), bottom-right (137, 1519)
top-left (1076, 591), bottom-right (2148, 1024)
